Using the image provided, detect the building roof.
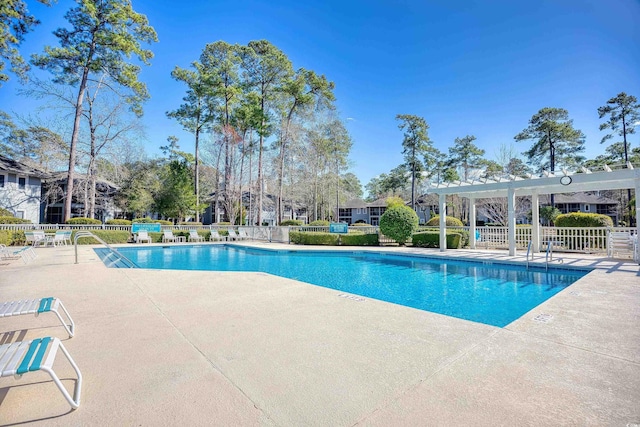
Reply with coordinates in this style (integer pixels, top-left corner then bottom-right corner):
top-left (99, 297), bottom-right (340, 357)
top-left (542, 193), bottom-right (618, 205)
top-left (0, 155), bottom-right (49, 178)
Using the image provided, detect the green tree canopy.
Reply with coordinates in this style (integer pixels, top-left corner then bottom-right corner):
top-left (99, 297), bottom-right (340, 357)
top-left (515, 107), bottom-right (585, 172)
top-left (31, 0), bottom-right (157, 221)
top-left (0, 0), bottom-right (53, 86)
top-left (448, 135), bottom-right (485, 181)
top-left (598, 92), bottom-right (639, 165)
top-left (396, 114), bottom-right (432, 209)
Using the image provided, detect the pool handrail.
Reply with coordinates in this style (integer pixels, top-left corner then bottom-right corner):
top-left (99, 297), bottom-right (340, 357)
top-left (74, 231), bottom-right (136, 268)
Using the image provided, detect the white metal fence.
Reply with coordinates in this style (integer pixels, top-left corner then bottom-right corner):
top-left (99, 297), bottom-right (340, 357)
top-left (0, 223), bottom-right (636, 253)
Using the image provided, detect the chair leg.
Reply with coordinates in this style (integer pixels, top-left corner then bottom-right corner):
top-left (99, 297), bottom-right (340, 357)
top-left (52, 300), bottom-right (75, 337)
top-left (41, 340), bottom-right (82, 409)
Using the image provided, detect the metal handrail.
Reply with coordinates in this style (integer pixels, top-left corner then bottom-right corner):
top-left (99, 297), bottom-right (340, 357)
top-left (545, 240), bottom-right (553, 270)
top-left (526, 240), bottom-right (533, 269)
top-left (74, 231), bottom-right (136, 268)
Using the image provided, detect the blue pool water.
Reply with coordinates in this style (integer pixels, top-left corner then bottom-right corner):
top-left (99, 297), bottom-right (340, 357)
top-left (95, 245), bottom-right (589, 327)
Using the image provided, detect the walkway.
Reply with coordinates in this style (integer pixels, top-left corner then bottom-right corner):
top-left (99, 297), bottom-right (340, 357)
top-left (0, 244), bottom-right (638, 425)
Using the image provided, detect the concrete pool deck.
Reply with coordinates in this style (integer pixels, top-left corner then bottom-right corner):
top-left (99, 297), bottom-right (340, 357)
top-left (0, 243), bottom-right (638, 426)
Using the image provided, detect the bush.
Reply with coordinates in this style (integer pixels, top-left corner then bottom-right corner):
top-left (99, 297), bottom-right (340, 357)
top-left (379, 205), bottom-right (419, 245)
top-left (106, 219), bottom-right (132, 225)
top-left (132, 217), bottom-right (154, 223)
top-left (0, 208), bottom-right (13, 216)
top-left (0, 216), bottom-right (31, 224)
top-left (216, 222), bottom-right (231, 225)
top-left (290, 231), bottom-right (339, 245)
top-left (66, 217), bottom-right (102, 225)
top-left (412, 231), bottom-right (462, 249)
top-left (340, 233), bottom-right (379, 246)
top-left (309, 220), bottom-right (330, 226)
top-left (73, 230), bottom-right (131, 244)
top-left (281, 219), bottom-right (303, 226)
top-left (351, 222), bottom-right (370, 226)
top-left (555, 212), bottom-right (613, 227)
top-left (179, 221), bottom-right (202, 225)
top-left (0, 230), bottom-right (12, 245)
top-left (425, 215), bottom-right (464, 226)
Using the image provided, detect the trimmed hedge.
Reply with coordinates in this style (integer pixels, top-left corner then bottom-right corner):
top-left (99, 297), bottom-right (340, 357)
top-left (555, 212), bottom-right (613, 227)
top-left (0, 216), bottom-right (31, 224)
top-left (425, 216), bottom-right (464, 226)
top-left (106, 219), bottom-right (132, 225)
top-left (0, 208), bottom-right (13, 216)
top-left (73, 230), bottom-right (132, 244)
top-left (66, 217), bottom-right (102, 225)
top-left (290, 231), bottom-right (339, 245)
top-left (340, 233), bottom-right (379, 246)
top-left (281, 219), bottom-right (304, 226)
top-left (309, 220), bottom-right (330, 226)
top-left (132, 218), bottom-right (172, 225)
top-left (412, 231), bottom-right (462, 249)
top-left (351, 222), bottom-right (371, 226)
top-left (179, 221), bottom-right (202, 225)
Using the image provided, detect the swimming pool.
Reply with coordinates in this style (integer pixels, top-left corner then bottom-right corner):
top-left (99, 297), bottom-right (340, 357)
top-left (95, 245), bottom-right (589, 327)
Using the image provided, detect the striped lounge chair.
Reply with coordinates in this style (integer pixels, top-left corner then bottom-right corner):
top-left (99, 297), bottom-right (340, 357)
top-left (0, 297), bottom-right (75, 337)
top-left (0, 336), bottom-right (82, 409)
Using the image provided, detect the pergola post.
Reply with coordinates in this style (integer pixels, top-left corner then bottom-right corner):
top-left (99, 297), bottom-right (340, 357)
top-left (508, 187), bottom-right (516, 256)
top-left (439, 194), bottom-right (447, 252)
top-left (531, 190), bottom-right (540, 252)
top-left (469, 196), bottom-right (476, 249)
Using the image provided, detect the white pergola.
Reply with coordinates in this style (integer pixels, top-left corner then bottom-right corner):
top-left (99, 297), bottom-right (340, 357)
top-left (426, 165), bottom-right (640, 255)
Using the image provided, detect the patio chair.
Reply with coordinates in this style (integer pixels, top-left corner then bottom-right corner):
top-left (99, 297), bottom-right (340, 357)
top-left (0, 245), bottom-right (37, 264)
top-left (162, 230), bottom-right (177, 243)
top-left (209, 229), bottom-right (225, 242)
top-left (136, 230), bottom-right (152, 244)
top-left (0, 297), bottom-right (75, 337)
top-left (607, 231), bottom-right (635, 259)
top-left (49, 230), bottom-right (70, 247)
top-left (0, 336), bottom-right (82, 409)
top-left (24, 231), bottom-right (47, 247)
top-left (227, 229), bottom-right (240, 241)
top-left (238, 228), bottom-right (251, 240)
top-left (188, 230), bottom-right (204, 242)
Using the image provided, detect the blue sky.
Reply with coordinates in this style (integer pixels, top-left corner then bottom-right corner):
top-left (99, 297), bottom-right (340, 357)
top-left (2, 0), bottom-right (639, 188)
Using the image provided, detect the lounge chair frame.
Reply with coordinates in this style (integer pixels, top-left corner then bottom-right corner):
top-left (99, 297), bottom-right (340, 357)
top-left (0, 297), bottom-right (75, 337)
top-left (0, 336), bottom-right (82, 409)
top-left (188, 230), bottom-right (204, 242)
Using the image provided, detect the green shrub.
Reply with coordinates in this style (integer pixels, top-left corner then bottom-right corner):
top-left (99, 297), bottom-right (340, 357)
top-left (340, 233), bottom-right (379, 246)
top-left (412, 231), bottom-right (462, 249)
top-left (0, 230), bottom-right (12, 245)
top-left (351, 222), bottom-right (371, 226)
top-left (379, 205), bottom-right (419, 245)
top-left (309, 220), bottom-right (330, 226)
top-left (216, 222), bottom-right (231, 225)
top-left (179, 221), bottom-right (202, 225)
top-left (555, 212), bottom-right (613, 227)
top-left (425, 215), bottom-right (464, 226)
top-left (66, 217), bottom-right (102, 225)
top-left (281, 219), bottom-right (303, 226)
top-left (106, 219), bottom-right (132, 225)
top-left (132, 217), bottom-right (154, 223)
top-left (73, 230), bottom-right (131, 244)
top-left (0, 208), bottom-right (13, 216)
top-left (0, 216), bottom-right (31, 224)
top-left (290, 231), bottom-right (339, 245)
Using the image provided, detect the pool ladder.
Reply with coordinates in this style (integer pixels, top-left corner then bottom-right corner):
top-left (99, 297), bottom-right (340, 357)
top-left (526, 240), bottom-right (562, 270)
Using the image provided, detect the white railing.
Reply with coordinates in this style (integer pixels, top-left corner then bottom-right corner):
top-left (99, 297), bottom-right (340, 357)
top-left (1, 223), bottom-right (637, 254)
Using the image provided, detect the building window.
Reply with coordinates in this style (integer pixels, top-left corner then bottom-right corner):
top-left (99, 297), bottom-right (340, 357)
top-left (0, 174), bottom-right (4, 187)
top-left (18, 177), bottom-right (26, 189)
top-left (16, 210), bottom-right (25, 219)
top-left (584, 204), bottom-right (590, 212)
